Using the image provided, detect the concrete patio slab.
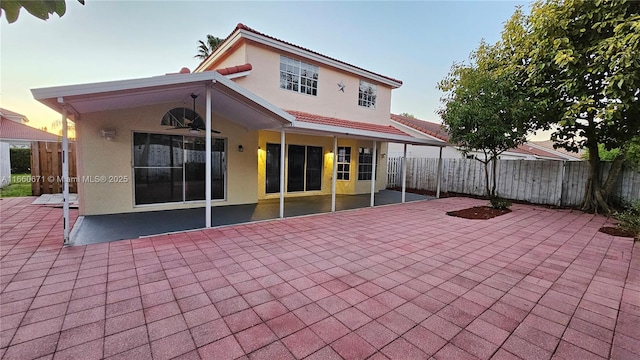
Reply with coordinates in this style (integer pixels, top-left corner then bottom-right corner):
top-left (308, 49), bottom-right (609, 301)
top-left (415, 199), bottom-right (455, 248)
top-left (70, 190), bottom-right (431, 246)
top-left (30, 193), bottom-right (79, 207)
top-left (1, 196), bottom-right (638, 360)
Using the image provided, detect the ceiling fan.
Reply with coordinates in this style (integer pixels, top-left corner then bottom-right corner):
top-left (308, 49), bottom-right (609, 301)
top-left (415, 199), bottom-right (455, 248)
top-left (166, 93), bottom-right (221, 134)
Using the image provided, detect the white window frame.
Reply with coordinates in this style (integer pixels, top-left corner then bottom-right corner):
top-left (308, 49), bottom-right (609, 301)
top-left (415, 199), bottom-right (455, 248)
top-left (357, 147), bottom-right (375, 181)
top-left (336, 146), bottom-right (351, 181)
top-left (358, 80), bottom-right (377, 109)
top-left (280, 55), bottom-right (319, 96)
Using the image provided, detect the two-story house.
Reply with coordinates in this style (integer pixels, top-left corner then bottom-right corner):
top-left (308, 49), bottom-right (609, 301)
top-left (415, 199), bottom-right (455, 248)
top-left (31, 24), bottom-right (444, 241)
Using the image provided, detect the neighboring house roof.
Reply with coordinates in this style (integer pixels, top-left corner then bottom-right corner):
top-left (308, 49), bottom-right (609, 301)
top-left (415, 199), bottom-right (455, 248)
top-left (0, 117), bottom-right (59, 142)
top-left (529, 140), bottom-right (583, 160)
top-left (390, 113), bottom-right (584, 160)
top-left (509, 144), bottom-right (568, 160)
top-left (0, 108), bottom-right (29, 123)
top-left (390, 114), bottom-right (449, 141)
top-left (289, 110), bottom-right (410, 136)
top-left (195, 23), bottom-right (403, 88)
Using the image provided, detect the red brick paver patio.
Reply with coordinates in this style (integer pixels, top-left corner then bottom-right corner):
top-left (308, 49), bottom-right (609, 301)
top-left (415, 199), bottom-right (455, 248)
top-left (1, 196), bottom-right (638, 359)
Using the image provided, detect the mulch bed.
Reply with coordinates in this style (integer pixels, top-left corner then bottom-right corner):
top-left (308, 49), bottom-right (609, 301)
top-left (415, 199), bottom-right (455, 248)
top-left (599, 226), bottom-right (637, 239)
top-left (447, 206), bottom-right (511, 220)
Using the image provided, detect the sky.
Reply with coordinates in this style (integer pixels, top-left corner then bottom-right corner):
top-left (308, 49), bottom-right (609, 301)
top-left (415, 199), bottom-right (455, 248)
top-left (2, 0), bottom-right (539, 137)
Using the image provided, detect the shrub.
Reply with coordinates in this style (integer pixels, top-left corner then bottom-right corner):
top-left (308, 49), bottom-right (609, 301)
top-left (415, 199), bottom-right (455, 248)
top-left (490, 196), bottom-right (512, 210)
top-left (615, 201), bottom-right (640, 239)
top-left (10, 148), bottom-right (31, 173)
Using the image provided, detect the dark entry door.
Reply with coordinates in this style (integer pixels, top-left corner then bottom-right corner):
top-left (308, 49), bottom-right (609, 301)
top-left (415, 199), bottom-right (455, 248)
top-left (265, 143), bottom-right (280, 193)
top-left (306, 146), bottom-right (322, 191)
top-left (287, 145), bottom-right (305, 192)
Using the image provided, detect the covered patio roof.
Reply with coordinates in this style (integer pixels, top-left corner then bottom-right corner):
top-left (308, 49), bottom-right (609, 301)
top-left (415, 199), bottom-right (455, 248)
top-left (30, 72), bottom-right (445, 245)
top-left (31, 71), bottom-right (295, 130)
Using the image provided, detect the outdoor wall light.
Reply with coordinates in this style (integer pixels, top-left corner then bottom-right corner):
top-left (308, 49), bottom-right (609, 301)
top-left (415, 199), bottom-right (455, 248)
top-left (238, 145), bottom-right (244, 152)
top-left (100, 129), bottom-right (116, 141)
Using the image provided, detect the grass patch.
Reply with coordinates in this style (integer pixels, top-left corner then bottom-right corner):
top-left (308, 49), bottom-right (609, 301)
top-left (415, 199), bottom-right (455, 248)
top-left (0, 173), bottom-right (33, 198)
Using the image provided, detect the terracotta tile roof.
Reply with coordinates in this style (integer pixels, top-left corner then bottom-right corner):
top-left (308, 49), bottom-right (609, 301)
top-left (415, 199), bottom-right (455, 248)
top-left (202, 23), bottom-right (402, 86)
top-left (215, 63), bottom-right (252, 76)
top-left (0, 108), bottom-right (29, 123)
top-left (529, 140), bottom-right (583, 160)
top-left (390, 114), bottom-right (449, 141)
top-left (0, 118), bottom-right (60, 142)
top-left (511, 143), bottom-right (572, 160)
top-left (287, 110), bottom-right (410, 136)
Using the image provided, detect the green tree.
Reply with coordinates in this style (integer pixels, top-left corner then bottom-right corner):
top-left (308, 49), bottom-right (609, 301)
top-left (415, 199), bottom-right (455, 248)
top-left (583, 136), bottom-right (640, 169)
top-left (438, 41), bottom-right (540, 198)
top-left (1, 0), bottom-right (84, 24)
top-left (398, 113), bottom-right (416, 118)
top-left (195, 35), bottom-right (224, 60)
top-left (504, 0), bottom-right (640, 213)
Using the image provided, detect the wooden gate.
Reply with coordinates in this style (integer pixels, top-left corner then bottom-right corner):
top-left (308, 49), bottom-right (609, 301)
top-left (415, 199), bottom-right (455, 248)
top-left (30, 141), bottom-right (77, 195)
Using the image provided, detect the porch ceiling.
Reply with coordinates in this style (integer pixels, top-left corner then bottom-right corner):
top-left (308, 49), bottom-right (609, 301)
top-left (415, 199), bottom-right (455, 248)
top-left (31, 71), bottom-right (294, 130)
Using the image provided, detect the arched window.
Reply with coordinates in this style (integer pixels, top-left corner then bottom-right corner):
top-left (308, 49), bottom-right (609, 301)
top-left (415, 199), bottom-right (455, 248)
top-left (161, 107), bottom-right (204, 128)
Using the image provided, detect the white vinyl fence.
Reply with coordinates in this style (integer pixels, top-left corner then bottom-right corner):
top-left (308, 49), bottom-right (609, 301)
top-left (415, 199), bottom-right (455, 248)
top-left (387, 158), bottom-right (640, 207)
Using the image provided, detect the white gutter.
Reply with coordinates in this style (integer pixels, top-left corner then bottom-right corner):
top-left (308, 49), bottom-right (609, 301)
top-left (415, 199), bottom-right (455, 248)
top-left (32, 72), bottom-right (219, 101)
top-left (224, 71), bottom-right (251, 80)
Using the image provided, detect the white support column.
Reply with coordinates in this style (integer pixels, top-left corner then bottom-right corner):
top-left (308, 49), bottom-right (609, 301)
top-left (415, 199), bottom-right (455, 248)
top-left (436, 146), bottom-right (443, 198)
top-left (401, 144), bottom-right (407, 203)
top-left (279, 128), bottom-right (285, 218)
top-left (331, 136), bottom-right (337, 212)
top-left (205, 87), bottom-right (212, 227)
top-left (61, 105), bottom-right (70, 245)
top-left (370, 141), bottom-right (377, 207)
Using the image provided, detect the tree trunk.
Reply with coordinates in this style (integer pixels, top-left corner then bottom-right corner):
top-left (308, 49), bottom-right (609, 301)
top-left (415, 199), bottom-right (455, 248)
top-left (491, 157), bottom-right (498, 197)
top-left (483, 161), bottom-right (491, 197)
top-left (581, 141), bottom-right (612, 214)
top-left (602, 153), bottom-right (625, 203)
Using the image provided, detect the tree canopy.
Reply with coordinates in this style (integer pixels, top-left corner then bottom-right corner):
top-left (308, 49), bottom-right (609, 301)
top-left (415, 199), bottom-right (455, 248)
top-left (504, 0), bottom-right (640, 212)
top-left (1, 0), bottom-right (84, 24)
top-left (439, 0), bottom-right (640, 212)
top-left (437, 41), bottom-right (541, 198)
top-left (195, 35), bottom-right (224, 60)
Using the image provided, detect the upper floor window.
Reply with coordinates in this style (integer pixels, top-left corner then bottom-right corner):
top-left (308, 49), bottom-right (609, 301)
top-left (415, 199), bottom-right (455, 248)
top-left (358, 80), bottom-right (377, 108)
top-left (280, 56), bottom-right (318, 96)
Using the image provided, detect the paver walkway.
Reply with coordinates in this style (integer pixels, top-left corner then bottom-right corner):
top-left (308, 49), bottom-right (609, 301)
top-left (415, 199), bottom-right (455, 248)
top-left (1, 196), bottom-right (638, 360)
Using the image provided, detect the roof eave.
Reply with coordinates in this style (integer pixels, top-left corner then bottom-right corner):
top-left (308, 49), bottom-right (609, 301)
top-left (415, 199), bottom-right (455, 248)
top-left (195, 27), bottom-right (402, 88)
top-left (289, 121), bottom-right (446, 146)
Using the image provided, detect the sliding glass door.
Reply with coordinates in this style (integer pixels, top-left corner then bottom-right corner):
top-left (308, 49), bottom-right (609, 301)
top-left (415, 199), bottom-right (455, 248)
top-left (134, 132), bottom-right (226, 205)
